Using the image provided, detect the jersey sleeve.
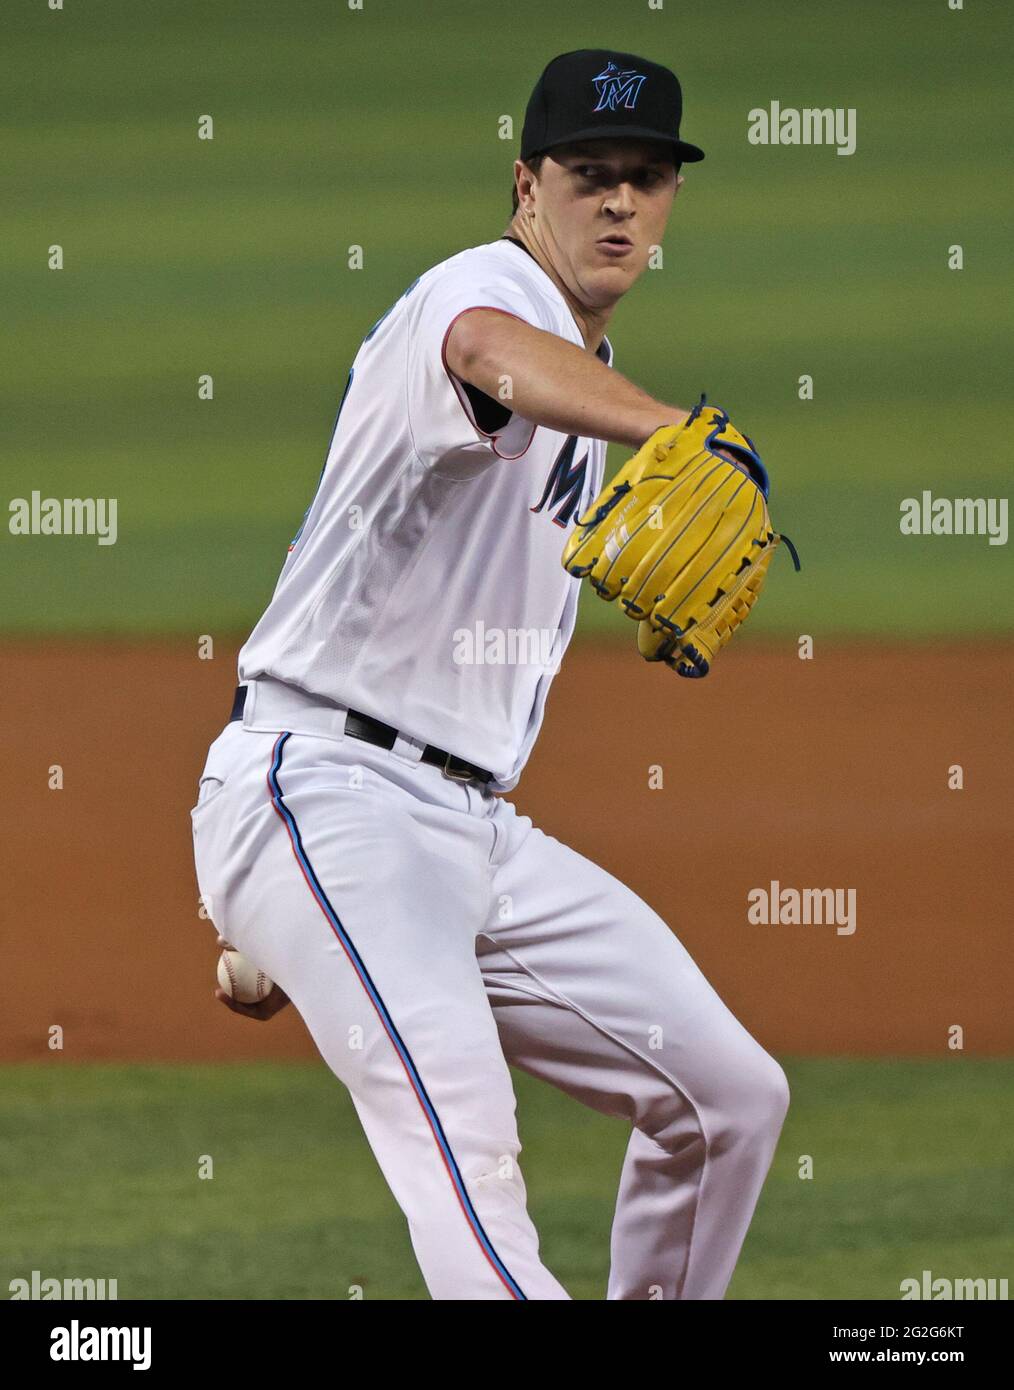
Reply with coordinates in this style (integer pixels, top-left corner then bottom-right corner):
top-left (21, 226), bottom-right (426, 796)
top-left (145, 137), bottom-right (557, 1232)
top-left (404, 258), bottom-right (549, 465)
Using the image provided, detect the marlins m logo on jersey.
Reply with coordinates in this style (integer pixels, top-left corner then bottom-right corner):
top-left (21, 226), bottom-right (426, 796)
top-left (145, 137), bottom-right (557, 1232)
top-left (592, 61), bottom-right (647, 113)
top-left (531, 436), bottom-right (588, 529)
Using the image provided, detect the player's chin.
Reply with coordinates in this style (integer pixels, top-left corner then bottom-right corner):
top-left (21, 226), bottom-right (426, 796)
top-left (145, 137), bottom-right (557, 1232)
top-left (584, 257), bottom-right (643, 300)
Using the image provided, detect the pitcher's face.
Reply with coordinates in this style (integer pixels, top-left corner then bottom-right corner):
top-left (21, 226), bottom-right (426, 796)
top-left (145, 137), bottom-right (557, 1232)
top-left (520, 138), bottom-right (683, 309)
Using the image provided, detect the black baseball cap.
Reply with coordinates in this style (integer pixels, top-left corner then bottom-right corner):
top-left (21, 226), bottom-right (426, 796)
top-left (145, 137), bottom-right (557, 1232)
top-left (521, 49), bottom-right (705, 166)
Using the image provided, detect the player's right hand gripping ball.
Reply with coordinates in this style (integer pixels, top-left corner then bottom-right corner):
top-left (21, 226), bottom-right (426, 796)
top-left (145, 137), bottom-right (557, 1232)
top-left (561, 397), bottom-right (799, 678)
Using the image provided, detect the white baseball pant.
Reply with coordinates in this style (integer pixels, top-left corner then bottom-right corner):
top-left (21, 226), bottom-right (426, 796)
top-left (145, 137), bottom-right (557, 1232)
top-left (191, 684), bottom-right (788, 1300)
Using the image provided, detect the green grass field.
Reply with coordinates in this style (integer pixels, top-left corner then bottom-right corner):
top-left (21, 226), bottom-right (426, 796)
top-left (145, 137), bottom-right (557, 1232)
top-left (2, 1059), bottom-right (1012, 1300)
top-left (3, 0), bottom-right (1013, 637)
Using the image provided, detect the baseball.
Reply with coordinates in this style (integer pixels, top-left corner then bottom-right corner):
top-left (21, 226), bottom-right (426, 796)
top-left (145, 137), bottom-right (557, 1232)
top-left (217, 949), bottom-right (274, 1005)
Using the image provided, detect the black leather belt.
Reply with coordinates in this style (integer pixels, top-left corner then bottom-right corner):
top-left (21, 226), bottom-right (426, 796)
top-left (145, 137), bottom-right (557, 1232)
top-left (228, 685), bottom-right (493, 786)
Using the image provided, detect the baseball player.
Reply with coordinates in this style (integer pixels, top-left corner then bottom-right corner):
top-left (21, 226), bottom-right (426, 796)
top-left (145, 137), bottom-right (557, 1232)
top-left (192, 49), bottom-right (791, 1300)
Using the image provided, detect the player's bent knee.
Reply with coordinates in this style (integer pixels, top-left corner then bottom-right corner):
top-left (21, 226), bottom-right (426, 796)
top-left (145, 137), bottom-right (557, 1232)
top-left (709, 1047), bottom-right (790, 1150)
top-left (762, 1056), bottom-right (791, 1126)
top-left (743, 1053), bottom-right (790, 1145)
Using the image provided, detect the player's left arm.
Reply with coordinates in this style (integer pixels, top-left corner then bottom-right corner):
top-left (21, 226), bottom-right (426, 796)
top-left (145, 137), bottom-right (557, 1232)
top-left (445, 308), bottom-right (690, 448)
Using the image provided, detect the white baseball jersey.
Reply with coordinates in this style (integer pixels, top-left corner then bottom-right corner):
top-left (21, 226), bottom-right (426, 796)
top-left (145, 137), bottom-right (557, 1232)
top-left (237, 237), bottom-right (612, 791)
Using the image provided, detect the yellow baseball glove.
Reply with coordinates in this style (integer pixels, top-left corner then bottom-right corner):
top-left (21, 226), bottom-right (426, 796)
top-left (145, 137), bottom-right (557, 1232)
top-left (562, 397), bottom-right (799, 678)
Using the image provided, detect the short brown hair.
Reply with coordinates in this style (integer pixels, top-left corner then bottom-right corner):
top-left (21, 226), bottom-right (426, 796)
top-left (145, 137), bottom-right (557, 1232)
top-left (511, 153), bottom-right (546, 215)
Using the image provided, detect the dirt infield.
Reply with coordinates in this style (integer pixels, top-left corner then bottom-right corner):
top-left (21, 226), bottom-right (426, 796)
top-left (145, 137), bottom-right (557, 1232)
top-left (5, 640), bottom-right (1011, 1061)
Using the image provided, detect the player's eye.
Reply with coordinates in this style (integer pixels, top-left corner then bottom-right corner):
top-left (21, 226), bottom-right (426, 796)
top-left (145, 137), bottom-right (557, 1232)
top-left (576, 165), bottom-right (664, 187)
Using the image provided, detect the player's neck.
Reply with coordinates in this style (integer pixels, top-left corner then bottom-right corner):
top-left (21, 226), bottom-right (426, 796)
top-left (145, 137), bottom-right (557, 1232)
top-left (502, 218), bottom-right (611, 356)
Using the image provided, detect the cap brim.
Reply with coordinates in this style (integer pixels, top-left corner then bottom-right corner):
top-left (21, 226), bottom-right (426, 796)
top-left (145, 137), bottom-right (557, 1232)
top-left (534, 125), bottom-right (705, 163)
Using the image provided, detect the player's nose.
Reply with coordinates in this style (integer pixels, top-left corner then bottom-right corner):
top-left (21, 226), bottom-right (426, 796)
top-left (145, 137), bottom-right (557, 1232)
top-left (602, 182), bottom-right (638, 217)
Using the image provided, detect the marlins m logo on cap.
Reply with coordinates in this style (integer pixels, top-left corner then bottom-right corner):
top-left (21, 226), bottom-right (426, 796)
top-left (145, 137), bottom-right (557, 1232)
top-left (520, 49), bottom-right (705, 164)
top-left (592, 61), bottom-right (647, 113)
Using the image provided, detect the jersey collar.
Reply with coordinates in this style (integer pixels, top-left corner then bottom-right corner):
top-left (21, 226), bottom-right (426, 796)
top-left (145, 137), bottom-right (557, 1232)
top-left (498, 236), bottom-right (613, 366)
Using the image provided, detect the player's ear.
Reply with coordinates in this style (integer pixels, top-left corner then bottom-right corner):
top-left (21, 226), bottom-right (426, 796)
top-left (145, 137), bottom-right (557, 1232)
top-left (514, 159), bottom-right (534, 214)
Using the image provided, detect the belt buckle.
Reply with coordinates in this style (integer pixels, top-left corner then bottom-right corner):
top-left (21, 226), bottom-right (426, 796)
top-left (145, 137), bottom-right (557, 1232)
top-left (442, 753), bottom-right (474, 784)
